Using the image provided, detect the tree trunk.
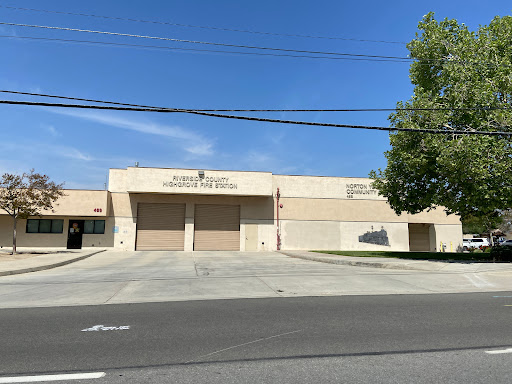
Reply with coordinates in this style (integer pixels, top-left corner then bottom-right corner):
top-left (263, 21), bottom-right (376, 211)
top-left (12, 215), bottom-right (17, 255)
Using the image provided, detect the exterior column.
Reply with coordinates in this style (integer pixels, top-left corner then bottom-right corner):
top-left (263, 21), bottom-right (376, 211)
top-left (240, 221), bottom-right (246, 251)
top-left (184, 203), bottom-right (194, 251)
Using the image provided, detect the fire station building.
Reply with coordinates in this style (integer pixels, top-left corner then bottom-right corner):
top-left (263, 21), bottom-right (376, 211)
top-left (0, 166), bottom-right (463, 252)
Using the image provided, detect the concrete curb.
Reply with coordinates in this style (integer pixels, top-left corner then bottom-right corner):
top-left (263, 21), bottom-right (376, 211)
top-left (0, 250), bottom-right (106, 277)
top-left (279, 251), bottom-right (451, 271)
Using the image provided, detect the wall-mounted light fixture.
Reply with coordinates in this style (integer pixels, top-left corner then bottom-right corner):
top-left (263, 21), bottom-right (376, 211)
top-left (198, 170), bottom-right (205, 178)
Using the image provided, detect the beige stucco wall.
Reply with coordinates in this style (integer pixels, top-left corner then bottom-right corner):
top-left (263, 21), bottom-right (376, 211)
top-left (107, 170), bottom-right (462, 252)
top-left (276, 197), bottom-right (460, 224)
top-left (0, 189), bottom-right (111, 249)
top-left (279, 220), bottom-right (410, 251)
top-left (0, 215), bottom-right (114, 248)
top-left (109, 167), bottom-right (273, 196)
top-left (434, 224), bottom-right (464, 252)
top-left (273, 175), bottom-right (386, 200)
top-left (42, 190), bottom-right (109, 217)
top-left (272, 175), bottom-right (461, 251)
top-left (0, 168), bottom-right (463, 252)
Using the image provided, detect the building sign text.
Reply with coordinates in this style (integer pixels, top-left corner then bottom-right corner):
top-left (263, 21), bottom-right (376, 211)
top-left (346, 183), bottom-right (378, 199)
top-left (163, 175), bottom-right (238, 190)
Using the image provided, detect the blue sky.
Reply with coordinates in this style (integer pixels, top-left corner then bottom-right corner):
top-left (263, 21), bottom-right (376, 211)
top-left (1, 0), bottom-right (511, 189)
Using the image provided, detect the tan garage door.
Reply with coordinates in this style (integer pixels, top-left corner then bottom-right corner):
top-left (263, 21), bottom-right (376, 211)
top-left (409, 223), bottom-right (431, 252)
top-left (136, 203), bottom-right (186, 250)
top-left (194, 204), bottom-right (240, 251)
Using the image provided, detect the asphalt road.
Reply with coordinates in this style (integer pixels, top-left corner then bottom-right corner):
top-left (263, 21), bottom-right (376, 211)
top-left (2, 293), bottom-right (512, 383)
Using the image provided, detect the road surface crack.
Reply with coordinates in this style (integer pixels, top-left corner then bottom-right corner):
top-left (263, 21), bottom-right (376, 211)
top-left (104, 281), bottom-right (131, 304)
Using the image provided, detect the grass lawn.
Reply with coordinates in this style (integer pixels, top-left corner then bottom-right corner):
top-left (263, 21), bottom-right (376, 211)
top-left (312, 250), bottom-right (494, 262)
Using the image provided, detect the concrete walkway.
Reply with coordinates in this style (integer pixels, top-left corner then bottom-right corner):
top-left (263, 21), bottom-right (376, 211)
top-left (0, 248), bottom-right (106, 276)
top-left (2, 248), bottom-right (512, 277)
top-left (280, 250), bottom-right (512, 273)
top-left (2, 249), bottom-right (512, 309)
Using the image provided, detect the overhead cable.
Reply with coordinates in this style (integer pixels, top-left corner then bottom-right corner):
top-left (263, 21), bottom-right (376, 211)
top-left (2, 22), bottom-right (503, 68)
top-left (1, 99), bottom-right (510, 136)
top-left (2, 90), bottom-right (511, 112)
top-left (0, 35), bottom-right (411, 62)
top-left (0, 5), bottom-right (407, 44)
top-left (0, 22), bottom-right (420, 61)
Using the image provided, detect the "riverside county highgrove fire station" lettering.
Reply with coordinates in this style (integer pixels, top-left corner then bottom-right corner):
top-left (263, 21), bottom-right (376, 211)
top-left (163, 175), bottom-right (238, 189)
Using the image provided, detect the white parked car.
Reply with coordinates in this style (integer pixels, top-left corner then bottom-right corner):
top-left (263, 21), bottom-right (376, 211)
top-left (501, 239), bottom-right (512, 247)
top-left (462, 238), bottom-right (490, 251)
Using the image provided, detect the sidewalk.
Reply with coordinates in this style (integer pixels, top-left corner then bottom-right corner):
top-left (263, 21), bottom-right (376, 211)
top-left (3, 248), bottom-right (512, 278)
top-left (280, 250), bottom-right (512, 273)
top-left (0, 248), bottom-right (106, 277)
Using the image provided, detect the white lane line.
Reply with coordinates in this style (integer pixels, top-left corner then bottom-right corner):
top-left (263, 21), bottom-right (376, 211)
top-left (485, 348), bottom-right (512, 354)
top-left (0, 372), bottom-right (105, 383)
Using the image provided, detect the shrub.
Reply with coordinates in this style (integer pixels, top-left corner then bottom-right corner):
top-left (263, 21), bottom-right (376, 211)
top-left (490, 246), bottom-right (512, 262)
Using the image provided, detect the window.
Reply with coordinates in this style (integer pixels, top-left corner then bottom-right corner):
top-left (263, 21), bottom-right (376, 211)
top-left (39, 220), bottom-right (51, 233)
top-left (26, 219), bottom-right (64, 234)
top-left (84, 220), bottom-right (105, 234)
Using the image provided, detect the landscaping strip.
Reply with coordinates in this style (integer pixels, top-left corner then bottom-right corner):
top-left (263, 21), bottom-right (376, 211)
top-left (312, 250), bottom-right (496, 262)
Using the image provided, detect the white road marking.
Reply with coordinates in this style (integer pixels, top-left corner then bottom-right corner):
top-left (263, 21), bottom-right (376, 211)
top-left (81, 325), bottom-right (130, 331)
top-left (0, 372), bottom-right (105, 383)
top-left (485, 348), bottom-right (512, 354)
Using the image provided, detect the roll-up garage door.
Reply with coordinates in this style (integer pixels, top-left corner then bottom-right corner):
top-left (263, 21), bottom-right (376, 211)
top-left (408, 223), bottom-right (431, 252)
top-left (194, 204), bottom-right (240, 251)
top-left (136, 203), bottom-right (186, 250)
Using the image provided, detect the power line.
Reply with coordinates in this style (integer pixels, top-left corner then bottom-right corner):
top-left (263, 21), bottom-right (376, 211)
top-left (0, 21), bottom-right (419, 61)
top-left (0, 4), bottom-right (407, 45)
top-left (1, 99), bottom-right (510, 136)
top-left (0, 35), bottom-right (412, 63)
top-left (5, 36), bottom-right (502, 69)
top-left (2, 90), bottom-right (511, 112)
top-left (2, 22), bottom-right (504, 68)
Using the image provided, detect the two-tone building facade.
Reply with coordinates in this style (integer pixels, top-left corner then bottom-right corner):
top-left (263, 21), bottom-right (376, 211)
top-left (0, 166), bottom-right (463, 252)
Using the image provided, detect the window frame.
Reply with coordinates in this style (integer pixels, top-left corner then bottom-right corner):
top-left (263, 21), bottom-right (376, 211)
top-left (84, 220), bottom-right (106, 235)
top-left (26, 219), bottom-right (64, 234)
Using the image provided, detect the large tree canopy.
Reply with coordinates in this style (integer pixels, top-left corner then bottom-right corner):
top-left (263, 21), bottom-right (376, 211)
top-left (370, 13), bottom-right (512, 220)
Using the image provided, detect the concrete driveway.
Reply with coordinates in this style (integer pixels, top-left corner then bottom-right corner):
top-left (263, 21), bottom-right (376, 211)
top-left (2, 250), bottom-right (512, 309)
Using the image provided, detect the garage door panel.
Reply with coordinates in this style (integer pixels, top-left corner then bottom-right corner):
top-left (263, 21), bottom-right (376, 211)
top-left (136, 203), bottom-right (185, 250)
top-left (136, 230), bottom-right (185, 250)
top-left (194, 231), bottom-right (240, 251)
top-left (194, 204), bottom-right (240, 251)
top-left (409, 223), bottom-right (431, 252)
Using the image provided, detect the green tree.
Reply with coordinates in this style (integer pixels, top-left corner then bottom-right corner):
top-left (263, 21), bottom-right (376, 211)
top-left (0, 170), bottom-right (64, 254)
top-left (370, 13), bottom-right (512, 220)
top-left (462, 212), bottom-right (506, 234)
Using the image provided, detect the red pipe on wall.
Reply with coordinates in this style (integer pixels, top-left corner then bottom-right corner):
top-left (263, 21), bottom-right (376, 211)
top-left (276, 188), bottom-right (281, 250)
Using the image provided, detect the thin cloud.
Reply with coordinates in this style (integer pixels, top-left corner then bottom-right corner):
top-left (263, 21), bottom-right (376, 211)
top-left (45, 108), bottom-right (215, 156)
top-left (185, 142), bottom-right (214, 156)
top-left (0, 142), bottom-right (94, 162)
top-left (41, 124), bottom-right (60, 137)
top-left (57, 146), bottom-right (94, 161)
